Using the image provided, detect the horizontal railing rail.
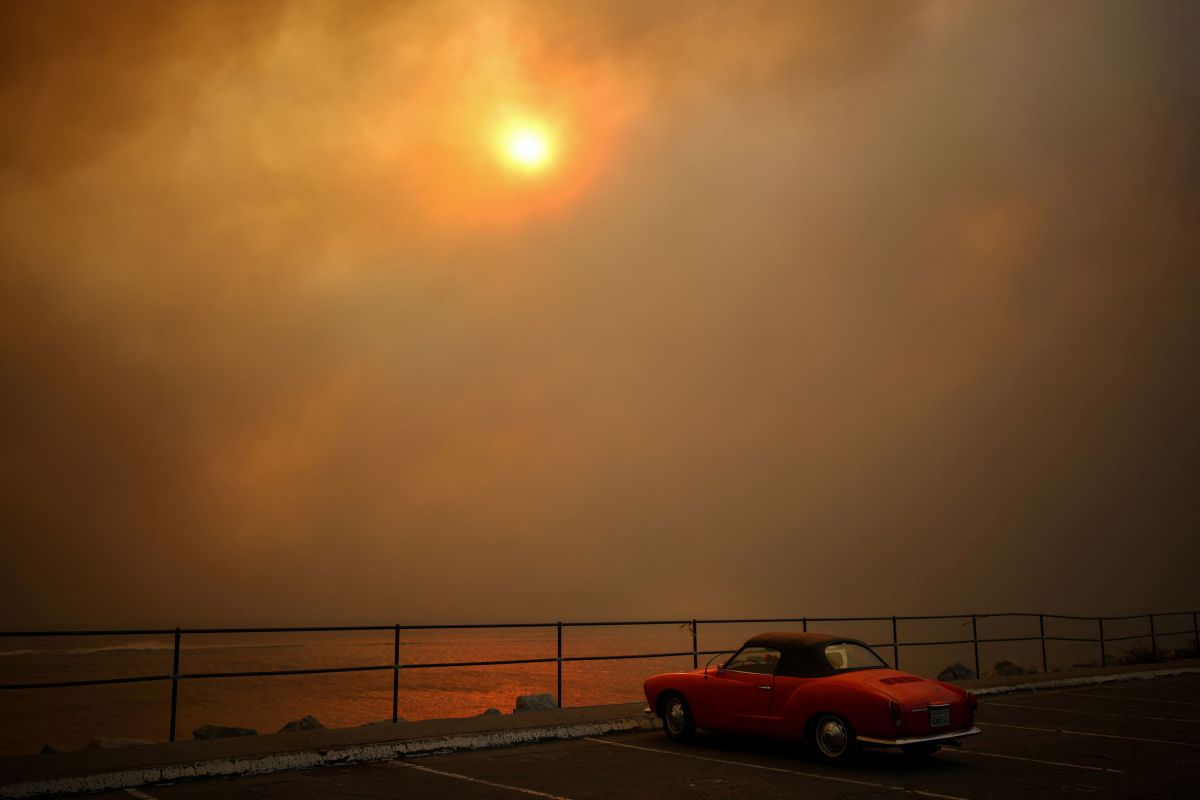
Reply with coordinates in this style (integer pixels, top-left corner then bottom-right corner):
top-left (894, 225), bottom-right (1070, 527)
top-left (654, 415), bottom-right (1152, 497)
top-left (1, 610), bottom-right (1196, 744)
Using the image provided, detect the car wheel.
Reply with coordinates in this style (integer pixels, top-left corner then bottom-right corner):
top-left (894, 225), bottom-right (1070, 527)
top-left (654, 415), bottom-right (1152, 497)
top-left (901, 742), bottom-right (941, 759)
top-left (661, 694), bottom-right (695, 742)
top-left (811, 713), bottom-right (857, 764)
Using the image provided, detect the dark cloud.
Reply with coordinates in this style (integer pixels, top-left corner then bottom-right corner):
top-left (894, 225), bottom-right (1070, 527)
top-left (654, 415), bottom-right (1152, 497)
top-left (0, 1), bottom-right (291, 179)
top-left (0, 1), bottom-right (1197, 628)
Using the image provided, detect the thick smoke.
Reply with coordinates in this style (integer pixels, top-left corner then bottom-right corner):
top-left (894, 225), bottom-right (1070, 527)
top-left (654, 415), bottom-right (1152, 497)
top-left (0, 1), bottom-right (1197, 627)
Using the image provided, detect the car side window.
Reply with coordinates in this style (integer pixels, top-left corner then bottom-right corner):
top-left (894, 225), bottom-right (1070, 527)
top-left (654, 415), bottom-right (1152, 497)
top-left (723, 646), bottom-right (781, 675)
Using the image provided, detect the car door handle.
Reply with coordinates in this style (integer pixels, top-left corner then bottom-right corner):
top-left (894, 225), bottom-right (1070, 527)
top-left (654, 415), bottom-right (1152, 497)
top-left (757, 685), bottom-right (771, 691)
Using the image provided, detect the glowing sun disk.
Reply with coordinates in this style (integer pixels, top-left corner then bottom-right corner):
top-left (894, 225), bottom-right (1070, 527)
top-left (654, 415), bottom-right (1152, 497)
top-left (502, 125), bottom-right (552, 170)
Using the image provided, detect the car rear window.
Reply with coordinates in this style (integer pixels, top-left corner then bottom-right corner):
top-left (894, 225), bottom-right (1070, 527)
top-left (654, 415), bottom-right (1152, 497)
top-left (824, 642), bottom-right (887, 671)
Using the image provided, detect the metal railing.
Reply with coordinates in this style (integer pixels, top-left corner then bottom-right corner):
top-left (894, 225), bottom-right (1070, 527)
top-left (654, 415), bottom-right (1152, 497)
top-left (2, 610), bottom-right (1196, 744)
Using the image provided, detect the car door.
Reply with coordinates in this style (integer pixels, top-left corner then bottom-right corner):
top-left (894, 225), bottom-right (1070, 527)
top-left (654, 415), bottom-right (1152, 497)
top-left (707, 646), bottom-right (780, 733)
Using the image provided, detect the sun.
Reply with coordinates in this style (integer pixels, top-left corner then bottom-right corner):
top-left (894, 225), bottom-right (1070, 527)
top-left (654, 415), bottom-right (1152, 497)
top-left (500, 123), bottom-right (553, 171)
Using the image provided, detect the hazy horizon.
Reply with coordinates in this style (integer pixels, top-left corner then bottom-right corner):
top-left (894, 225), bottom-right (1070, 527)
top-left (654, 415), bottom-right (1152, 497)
top-left (2, 0), bottom-right (1198, 630)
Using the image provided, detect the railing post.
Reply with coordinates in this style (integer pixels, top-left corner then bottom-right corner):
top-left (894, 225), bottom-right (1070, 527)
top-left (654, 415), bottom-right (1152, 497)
top-left (802, 616), bottom-right (807, 633)
top-left (168, 628), bottom-right (181, 743)
top-left (392, 624), bottom-right (400, 724)
top-left (1098, 618), bottom-right (1106, 667)
top-left (556, 622), bottom-right (563, 709)
top-left (1194, 610), bottom-right (1199, 653)
top-left (1148, 614), bottom-right (1156, 655)
top-left (891, 616), bottom-right (900, 670)
top-left (691, 620), bottom-right (698, 669)
top-left (971, 616), bottom-right (980, 678)
top-left (1039, 614), bottom-right (1048, 673)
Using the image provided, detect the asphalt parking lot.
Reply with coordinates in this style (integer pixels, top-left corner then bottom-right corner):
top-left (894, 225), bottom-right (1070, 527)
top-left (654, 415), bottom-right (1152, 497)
top-left (95, 675), bottom-right (1200, 799)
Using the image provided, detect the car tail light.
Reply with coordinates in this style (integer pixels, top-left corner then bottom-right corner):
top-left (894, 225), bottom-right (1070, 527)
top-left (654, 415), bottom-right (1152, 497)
top-left (888, 700), bottom-right (903, 728)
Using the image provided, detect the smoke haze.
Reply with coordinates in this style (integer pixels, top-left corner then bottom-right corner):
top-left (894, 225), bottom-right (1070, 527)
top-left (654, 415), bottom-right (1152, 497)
top-left (1, 0), bottom-right (1197, 627)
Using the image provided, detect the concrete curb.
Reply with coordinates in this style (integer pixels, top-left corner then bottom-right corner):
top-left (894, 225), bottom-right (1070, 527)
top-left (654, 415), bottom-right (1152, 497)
top-left (972, 665), bottom-right (1200, 696)
top-left (1, 716), bottom-right (660, 799)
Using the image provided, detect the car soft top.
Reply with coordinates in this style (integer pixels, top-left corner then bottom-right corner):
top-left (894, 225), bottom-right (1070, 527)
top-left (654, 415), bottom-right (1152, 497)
top-left (742, 631), bottom-right (878, 678)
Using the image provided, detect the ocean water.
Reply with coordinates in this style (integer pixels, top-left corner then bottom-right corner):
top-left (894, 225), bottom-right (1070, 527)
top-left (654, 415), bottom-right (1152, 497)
top-left (0, 626), bottom-right (697, 756)
top-left (0, 616), bottom-right (1160, 756)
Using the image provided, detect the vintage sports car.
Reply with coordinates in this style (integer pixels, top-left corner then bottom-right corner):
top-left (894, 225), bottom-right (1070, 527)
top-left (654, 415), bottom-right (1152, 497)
top-left (644, 632), bottom-right (980, 762)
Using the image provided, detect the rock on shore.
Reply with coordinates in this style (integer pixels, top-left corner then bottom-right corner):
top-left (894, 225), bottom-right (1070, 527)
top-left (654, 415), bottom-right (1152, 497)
top-left (278, 715), bottom-right (324, 733)
top-left (514, 693), bottom-right (556, 713)
top-left (82, 737), bottom-right (154, 749)
top-left (936, 662), bottom-right (976, 681)
top-left (193, 724), bottom-right (257, 740)
top-left (988, 659), bottom-right (1036, 677)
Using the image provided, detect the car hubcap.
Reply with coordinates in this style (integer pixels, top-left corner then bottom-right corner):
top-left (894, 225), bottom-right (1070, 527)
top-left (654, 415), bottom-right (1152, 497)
top-left (666, 700), bottom-right (685, 734)
top-left (817, 716), bottom-right (847, 756)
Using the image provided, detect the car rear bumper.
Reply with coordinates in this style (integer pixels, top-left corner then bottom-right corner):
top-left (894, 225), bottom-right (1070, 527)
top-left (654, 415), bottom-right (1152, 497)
top-left (857, 726), bottom-right (981, 747)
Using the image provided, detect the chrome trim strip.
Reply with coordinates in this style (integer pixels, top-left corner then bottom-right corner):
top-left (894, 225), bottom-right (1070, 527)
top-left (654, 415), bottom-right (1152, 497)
top-left (857, 727), bottom-right (981, 746)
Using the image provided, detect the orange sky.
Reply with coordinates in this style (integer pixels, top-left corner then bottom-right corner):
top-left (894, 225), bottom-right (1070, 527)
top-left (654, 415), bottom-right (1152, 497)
top-left (1, 1), bottom-right (1198, 627)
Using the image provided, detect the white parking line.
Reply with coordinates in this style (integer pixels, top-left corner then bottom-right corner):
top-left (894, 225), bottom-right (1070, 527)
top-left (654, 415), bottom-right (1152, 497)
top-left (124, 790), bottom-right (156, 800)
top-left (981, 722), bottom-right (1200, 748)
top-left (583, 737), bottom-right (969, 800)
top-left (987, 700), bottom-right (1199, 724)
top-left (949, 749), bottom-right (1123, 774)
top-left (388, 761), bottom-right (573, 799)
top-left (1068, 691), bottom-right (1200, 706)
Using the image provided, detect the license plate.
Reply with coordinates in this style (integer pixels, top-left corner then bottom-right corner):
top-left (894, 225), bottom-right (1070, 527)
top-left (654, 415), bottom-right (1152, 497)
top-left (929, 706), bottom-right (950, 727)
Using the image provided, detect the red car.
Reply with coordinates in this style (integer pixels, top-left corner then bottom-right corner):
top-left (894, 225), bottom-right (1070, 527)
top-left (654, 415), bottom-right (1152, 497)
top-left (644, 631), bottom-right (980, 762)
